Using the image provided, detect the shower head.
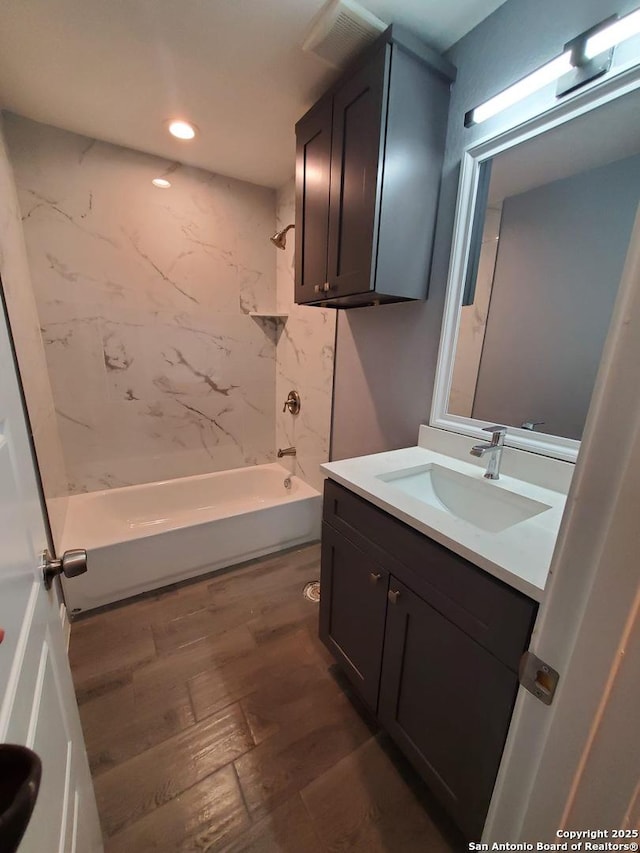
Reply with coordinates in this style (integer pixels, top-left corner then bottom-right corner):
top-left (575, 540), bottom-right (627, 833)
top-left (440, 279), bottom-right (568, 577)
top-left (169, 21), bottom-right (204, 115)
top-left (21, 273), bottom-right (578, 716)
top-left (270, 223), bottom-right (295, 250)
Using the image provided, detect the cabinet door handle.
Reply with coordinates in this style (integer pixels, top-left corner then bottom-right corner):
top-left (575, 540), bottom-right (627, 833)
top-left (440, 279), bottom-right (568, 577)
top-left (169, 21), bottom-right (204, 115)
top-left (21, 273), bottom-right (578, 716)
top-left (388, 589), bottom-right (401, 604)
top-left (314, 282), bottom-right (331, 294)
top-left (369, 572), bottom-right (381, 584)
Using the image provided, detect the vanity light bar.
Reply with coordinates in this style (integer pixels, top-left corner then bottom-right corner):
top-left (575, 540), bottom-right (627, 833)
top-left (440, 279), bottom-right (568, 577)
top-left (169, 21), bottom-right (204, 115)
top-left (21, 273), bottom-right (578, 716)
top-left (465, 6), bottom-right (640, 127)
top-left (584, 7), bottom-right (640, 59)
top-left (466, 52), bottom-right (573, 126)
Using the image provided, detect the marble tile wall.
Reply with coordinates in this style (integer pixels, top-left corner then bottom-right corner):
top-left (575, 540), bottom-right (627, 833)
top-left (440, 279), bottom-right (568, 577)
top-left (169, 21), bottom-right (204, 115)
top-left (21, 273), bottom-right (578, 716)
top-left (6, 115), bottom-right (279, 493)
top-left (0, 117), bottom-right (68, 546)
top-left (275, 180), bottom-right (336, 493)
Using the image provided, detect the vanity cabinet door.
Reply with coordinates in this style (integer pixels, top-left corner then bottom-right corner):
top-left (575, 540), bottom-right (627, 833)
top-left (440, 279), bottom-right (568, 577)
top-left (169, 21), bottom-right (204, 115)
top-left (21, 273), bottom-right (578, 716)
top-left (326, 42), bottom-right (389, 299)
top-left (295, 95), bottom-right (332, 303)
top-left (379, 577), bottom-right (520, 840)
top-left (319, 523), bottom-right (389, 712)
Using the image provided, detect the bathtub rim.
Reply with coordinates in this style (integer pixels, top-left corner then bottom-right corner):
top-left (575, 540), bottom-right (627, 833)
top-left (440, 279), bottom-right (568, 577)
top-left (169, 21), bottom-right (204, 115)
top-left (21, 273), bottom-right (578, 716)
top-left (58, 462), bottom-right (322, 552)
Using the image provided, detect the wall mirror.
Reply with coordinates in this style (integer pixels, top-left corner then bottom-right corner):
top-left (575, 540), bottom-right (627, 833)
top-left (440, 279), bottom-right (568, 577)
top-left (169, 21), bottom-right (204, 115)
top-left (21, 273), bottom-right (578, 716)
top-left (431, 74), bottom-right (640, 462)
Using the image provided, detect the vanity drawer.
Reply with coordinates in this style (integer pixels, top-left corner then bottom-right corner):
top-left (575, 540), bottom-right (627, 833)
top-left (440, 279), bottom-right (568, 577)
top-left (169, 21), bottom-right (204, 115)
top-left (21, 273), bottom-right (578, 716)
top-left (323, 479), bottom-right (537, 671)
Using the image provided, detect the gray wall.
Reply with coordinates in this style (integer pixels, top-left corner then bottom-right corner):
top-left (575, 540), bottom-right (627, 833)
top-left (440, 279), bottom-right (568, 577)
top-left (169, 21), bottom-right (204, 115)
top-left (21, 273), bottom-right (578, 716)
top-left (473, 154), bottom-right (640, 440)
top-left (330, 0), bottom-right (639, 461)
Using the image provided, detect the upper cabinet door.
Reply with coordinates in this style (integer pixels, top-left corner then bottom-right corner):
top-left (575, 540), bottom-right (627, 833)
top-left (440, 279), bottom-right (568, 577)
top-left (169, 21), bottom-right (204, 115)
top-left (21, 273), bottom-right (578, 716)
top-left (295, 96), bottom-right (333, 303)
top-left (327, 43), bottom-right (389, 299)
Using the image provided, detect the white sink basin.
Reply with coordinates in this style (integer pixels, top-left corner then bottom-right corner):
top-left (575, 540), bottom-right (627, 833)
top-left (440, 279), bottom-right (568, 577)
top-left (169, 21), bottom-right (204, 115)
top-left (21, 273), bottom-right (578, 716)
top-left (377, 463), bottom-right (551, 533)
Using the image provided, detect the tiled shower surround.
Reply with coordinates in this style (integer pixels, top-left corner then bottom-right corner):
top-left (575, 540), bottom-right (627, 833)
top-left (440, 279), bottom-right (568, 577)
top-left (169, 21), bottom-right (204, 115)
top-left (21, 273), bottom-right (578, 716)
top-left (275, 180), bottom-right (336, 492)
top-left (0, 117), bottom-right (68, 543)
top-left (6, 115), bottom-right (335, 494)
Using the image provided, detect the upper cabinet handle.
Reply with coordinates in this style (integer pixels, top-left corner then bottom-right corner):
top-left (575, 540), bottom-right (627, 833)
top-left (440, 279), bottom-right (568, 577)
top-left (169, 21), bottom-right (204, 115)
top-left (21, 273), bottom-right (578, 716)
top-left (369, 572), bottom-right (381, 584)
top-left (388, 589), bottom-right (401, 604)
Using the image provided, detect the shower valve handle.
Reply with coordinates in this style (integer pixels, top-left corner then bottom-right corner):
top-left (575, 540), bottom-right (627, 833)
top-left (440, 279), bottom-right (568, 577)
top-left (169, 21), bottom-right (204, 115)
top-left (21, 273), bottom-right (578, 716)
top-left (282, 390), bottom-right (301, 415)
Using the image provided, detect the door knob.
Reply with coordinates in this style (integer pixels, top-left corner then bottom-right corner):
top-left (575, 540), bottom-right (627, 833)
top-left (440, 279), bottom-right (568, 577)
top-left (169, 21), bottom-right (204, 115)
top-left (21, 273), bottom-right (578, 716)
top-left (388, 589), bottom-right (401, 604)
top-left (42, 549), bottom-right (88, 590)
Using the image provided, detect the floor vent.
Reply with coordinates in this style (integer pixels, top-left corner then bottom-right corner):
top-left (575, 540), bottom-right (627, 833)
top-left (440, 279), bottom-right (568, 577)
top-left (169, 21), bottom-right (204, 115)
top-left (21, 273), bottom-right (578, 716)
top-left (302, 0), bottom-right (387, 70)
top-left (303, 581), bottom-right (321, 603)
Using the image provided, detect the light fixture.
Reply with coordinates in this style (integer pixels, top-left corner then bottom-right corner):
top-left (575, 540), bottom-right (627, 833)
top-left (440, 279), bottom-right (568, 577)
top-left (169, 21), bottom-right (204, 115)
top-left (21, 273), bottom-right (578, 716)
top-left (151, 178), bottom-right (172, 189)
top-left (270, 224), bottom-right (295, 250)
top-left (466, 52), bottom-right (574, 126)
top-left (168, 120), bottom-right (197, 140)
top-left (465, 5), bottom-right (640, 127)
top-left (556, 16), bottom-right (618, 97)
top-left (584, 7), bottom-right (640, 58)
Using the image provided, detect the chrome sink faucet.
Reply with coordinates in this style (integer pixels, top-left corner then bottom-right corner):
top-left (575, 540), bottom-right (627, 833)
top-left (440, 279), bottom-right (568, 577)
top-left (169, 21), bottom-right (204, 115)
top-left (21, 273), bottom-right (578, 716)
top-left (470, 425), bottom-right (507, 480)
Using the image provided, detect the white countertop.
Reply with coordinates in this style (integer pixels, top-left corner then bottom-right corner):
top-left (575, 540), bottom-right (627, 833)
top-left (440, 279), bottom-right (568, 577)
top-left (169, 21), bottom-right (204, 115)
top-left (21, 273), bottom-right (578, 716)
top-left (321, 445), bottom-right (568, 602)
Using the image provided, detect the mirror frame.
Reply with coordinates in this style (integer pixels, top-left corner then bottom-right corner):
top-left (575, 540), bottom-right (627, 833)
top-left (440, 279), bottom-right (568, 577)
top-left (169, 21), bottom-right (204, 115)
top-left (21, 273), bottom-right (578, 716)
top-left (431, 63), bottom-right (640, 463)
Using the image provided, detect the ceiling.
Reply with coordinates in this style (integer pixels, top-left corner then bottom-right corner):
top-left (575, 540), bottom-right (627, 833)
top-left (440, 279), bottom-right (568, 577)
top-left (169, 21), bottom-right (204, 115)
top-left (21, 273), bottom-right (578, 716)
top-left (0, 0), bottom-right (508, 188)
top-left (488, 87), bottom-right (640, 205)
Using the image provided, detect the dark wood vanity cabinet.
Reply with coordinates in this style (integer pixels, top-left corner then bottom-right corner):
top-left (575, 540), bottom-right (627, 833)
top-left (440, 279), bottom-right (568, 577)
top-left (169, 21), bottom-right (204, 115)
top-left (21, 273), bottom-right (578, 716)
top-left (295, 27), bottom-right (455, 308)
top-left (320, 479), bottom-right (538, 839)
top-left (378, 577), bottom-right (521, 838)
top-left (319, 523), bottom-right (389, 711)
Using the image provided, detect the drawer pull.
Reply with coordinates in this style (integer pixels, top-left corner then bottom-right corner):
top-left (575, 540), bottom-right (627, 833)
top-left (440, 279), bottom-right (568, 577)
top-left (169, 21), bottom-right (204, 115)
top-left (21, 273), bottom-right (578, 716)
top-left (369, 572), bottom-right (381, 584)
top-left (388, 589), bottom-right (401, 604)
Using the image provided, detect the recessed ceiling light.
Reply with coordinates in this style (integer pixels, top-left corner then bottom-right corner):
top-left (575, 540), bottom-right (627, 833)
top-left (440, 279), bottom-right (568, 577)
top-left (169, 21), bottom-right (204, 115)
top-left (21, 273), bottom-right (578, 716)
top-left (168, 120), bottom-right (197, 140)
top-left (152, 177), bottom-right (172, 189)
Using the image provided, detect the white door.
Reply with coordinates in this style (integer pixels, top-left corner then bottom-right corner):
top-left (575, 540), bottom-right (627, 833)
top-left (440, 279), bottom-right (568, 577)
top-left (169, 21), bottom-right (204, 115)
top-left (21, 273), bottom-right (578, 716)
top-left (0, 289), bottom-right (102, 852)
top-left (485, 208), bottom-right (640, 840)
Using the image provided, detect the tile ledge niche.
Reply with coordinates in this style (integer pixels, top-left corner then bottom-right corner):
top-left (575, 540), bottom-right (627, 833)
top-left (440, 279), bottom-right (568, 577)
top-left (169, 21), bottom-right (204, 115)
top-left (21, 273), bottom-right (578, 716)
top-left (249, 312), bottom-right (288, 319)
top-left (418, 425), bottom-right (574, 495)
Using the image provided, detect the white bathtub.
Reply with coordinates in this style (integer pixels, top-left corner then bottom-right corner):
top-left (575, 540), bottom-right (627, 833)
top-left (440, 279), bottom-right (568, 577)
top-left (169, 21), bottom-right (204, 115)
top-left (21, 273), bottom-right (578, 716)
top-left (59, 463), bottom-right (322, 613)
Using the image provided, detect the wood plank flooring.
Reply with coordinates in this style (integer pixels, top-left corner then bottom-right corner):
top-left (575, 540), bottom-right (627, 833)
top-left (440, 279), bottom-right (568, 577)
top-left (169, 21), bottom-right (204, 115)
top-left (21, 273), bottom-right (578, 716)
top-left (69, 544), bottom-right (464, 852)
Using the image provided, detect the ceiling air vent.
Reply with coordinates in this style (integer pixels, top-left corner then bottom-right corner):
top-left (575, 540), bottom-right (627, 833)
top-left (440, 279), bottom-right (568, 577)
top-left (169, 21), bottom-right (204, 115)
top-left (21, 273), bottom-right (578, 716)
top-left (302, 0), bottom-right (387, 70)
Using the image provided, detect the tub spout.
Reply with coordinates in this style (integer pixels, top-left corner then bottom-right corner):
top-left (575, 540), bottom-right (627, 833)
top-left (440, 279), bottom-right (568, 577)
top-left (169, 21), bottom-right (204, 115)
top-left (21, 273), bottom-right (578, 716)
top-left (277, 447), bottom-right (296, 458)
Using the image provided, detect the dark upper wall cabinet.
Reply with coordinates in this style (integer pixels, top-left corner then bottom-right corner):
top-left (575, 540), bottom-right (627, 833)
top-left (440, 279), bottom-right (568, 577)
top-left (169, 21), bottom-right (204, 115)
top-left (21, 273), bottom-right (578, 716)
top-left (295, 26), bottom-right (455, 309)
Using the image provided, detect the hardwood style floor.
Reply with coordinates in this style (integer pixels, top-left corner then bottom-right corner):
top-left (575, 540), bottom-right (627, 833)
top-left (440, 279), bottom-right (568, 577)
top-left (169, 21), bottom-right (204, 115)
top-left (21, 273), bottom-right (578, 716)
top-left (69, 544), bottom-right (463, 852)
